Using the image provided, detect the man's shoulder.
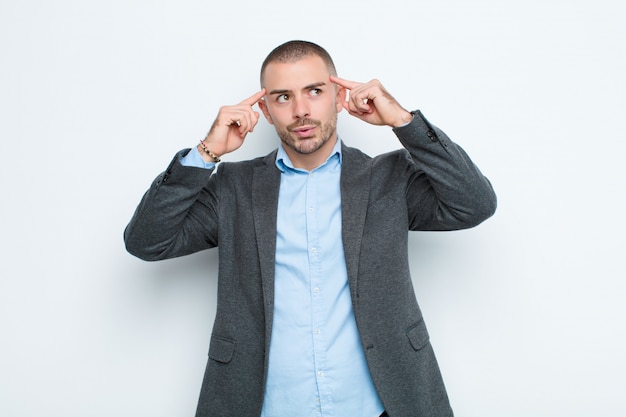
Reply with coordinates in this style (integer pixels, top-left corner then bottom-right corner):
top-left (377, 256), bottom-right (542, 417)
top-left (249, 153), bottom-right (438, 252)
top-left (219, 149), bottom-right (278, 172)
top-left (342, 142), bottom-right (407, 161)
top-left (341, 142), bottom-right (371, 163)
top-left (341, 143), bottom-right (411, 175)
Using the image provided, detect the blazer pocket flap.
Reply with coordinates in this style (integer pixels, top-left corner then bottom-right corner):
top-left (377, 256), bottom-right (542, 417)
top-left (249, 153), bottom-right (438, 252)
top-left (406, 320), bottom-right (430, 351)
top-left (209, 336), bottom-right (235, 364)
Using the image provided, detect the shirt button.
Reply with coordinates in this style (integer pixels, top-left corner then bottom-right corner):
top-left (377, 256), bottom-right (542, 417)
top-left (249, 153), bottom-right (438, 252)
top-left (318, 371), bottom-right (324, 377)
top-left (308, 207), bottom-right (314, 213)
top-left (315, 328), bottom-right (321, 334)
top-left (311, 247), bottom-right (317, 253)
top-left (313, 287), bottom-right (320, 293)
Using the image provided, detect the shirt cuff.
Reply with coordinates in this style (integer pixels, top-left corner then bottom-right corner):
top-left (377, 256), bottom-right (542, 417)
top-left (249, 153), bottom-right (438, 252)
top-left (180, 146), bottom-right (216, 169)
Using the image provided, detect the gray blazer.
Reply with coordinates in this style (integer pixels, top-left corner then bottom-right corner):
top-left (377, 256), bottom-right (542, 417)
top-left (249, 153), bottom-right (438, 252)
top-left (125, 111), bottom-right (497, 417)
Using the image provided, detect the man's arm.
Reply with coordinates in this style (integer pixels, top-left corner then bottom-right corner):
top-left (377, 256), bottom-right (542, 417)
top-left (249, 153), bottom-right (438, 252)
top-left (124, 90), bottom-right (266, 261)
top-left (332, 76), bottom-right (496, 230)
top-left (124, 152), bottom-right (219, 261)
top-left (393, 111), bottom-right (496, 231)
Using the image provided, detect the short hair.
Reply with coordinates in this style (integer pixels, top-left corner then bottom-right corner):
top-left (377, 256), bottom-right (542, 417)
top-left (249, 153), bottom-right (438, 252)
top-left (260, 40), bottom-right (337, 86)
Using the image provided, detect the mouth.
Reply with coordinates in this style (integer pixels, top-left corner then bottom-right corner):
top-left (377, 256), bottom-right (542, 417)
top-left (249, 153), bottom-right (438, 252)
top-left (291, 125), bottom-right (318, 138)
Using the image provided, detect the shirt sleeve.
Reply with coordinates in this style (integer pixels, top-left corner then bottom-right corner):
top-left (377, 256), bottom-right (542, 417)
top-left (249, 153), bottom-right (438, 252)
top-left (180, 145), bottom-right (217, 169)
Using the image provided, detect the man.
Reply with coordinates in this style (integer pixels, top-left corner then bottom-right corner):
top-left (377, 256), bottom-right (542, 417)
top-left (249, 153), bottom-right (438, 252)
top-left (125, 40), bottom-right (496, 417)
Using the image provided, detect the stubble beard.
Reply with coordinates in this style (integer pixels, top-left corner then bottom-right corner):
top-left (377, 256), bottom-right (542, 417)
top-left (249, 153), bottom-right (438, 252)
top-left (276, 113), bottom-right (337, 155)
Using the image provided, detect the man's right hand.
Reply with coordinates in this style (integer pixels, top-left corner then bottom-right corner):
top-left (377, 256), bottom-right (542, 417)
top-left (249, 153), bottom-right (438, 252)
top-left (198, 89), bottom-right (266, 162)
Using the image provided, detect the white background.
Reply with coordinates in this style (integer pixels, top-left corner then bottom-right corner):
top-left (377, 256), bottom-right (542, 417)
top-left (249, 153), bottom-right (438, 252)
top-left (1, 0), bottom-right (625, 415)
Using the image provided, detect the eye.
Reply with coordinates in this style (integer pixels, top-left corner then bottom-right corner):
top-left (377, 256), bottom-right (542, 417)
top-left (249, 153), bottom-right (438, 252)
top-left (310, 88), bottom-right (322, 97)
top-left (276, 94), bottom-right (290, 103)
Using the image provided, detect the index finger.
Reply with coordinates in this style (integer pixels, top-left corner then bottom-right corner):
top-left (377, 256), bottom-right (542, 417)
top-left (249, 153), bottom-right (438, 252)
top-left (240, 88), bottom-right (266, 106)
top-left (330, 75), bottom-right (362, 90)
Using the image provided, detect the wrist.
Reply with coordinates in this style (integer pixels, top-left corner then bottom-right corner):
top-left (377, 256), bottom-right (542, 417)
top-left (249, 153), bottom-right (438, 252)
top-left (198, 140), bottom-right (221, 163)
top-left (390, 110), bottom-right (414, 128)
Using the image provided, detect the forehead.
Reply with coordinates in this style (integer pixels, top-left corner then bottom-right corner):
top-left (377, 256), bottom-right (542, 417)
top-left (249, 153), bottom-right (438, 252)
top-left (262, 55), bottom-right (331, 90)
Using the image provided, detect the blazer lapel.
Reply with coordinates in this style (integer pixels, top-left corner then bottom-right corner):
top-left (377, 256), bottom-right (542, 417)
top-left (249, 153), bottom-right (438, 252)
top-left (340, 144), bottom-right (371, 300)
top-left (252, 151), bottom-right (281, 343)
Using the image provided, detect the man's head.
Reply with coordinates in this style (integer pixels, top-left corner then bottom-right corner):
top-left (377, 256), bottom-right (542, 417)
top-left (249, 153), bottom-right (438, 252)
top-left (258, 41), bottom-right (345, 169)
top-left (260, 40), bottom-right (337, 87)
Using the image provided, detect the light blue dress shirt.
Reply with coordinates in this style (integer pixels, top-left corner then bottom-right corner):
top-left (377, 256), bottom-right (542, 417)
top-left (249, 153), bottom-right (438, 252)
top-left (181, 141), bottom-right (384, 417)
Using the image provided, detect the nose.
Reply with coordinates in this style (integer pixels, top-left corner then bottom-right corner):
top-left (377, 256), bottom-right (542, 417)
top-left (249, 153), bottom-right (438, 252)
top-left (292, 95), bottom-right (310, 119)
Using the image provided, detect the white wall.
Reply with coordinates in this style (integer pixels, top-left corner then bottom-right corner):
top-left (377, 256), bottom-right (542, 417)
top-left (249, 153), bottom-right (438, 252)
top-left (1, 0), bottom-right (624, 415)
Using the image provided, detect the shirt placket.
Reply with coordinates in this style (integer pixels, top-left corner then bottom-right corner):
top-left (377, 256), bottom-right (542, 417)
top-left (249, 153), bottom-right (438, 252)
top-left (306, 170), bottom-right (333, 416)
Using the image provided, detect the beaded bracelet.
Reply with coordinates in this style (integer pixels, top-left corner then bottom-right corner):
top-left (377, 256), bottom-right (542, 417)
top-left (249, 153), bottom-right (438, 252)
top-left (199, 140), bottom-right (221, 163)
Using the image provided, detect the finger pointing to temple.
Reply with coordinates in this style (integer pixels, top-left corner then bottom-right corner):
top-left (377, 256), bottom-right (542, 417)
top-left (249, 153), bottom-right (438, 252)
top-left (330, 75), bottom-right (362, 91)
top-left (240, 89), bottom-right (267, 106)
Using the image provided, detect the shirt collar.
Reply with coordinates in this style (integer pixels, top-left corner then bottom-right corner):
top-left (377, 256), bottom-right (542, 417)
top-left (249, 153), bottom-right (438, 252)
top-left (275, 137), bottom-right (343, 173)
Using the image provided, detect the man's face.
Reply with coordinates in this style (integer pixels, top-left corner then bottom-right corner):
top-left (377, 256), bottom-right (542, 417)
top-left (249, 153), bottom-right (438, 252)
top-left (259, 55), bottom-right (345, 156)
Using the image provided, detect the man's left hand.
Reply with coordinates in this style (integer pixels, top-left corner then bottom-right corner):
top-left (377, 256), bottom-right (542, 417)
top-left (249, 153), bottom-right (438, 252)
top-left (331, 75), bottom-right (413, 128)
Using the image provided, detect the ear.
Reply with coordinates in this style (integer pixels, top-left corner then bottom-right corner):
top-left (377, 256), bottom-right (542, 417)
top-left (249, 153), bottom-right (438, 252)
top-left (258, 98), bottom-right (274, 125)
top-left (335, 85), bottom-right (347, 113)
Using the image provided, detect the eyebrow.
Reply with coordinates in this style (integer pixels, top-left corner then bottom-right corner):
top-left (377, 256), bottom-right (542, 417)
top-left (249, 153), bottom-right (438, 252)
top-left (268, 82), bottom-right (327, 95)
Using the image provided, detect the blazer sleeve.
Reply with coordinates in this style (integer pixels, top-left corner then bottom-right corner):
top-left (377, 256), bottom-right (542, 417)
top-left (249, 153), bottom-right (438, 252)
top-left (124, 149), bottom-right (220, 261)
top-left (392, 110), bottom-right (497, 231)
